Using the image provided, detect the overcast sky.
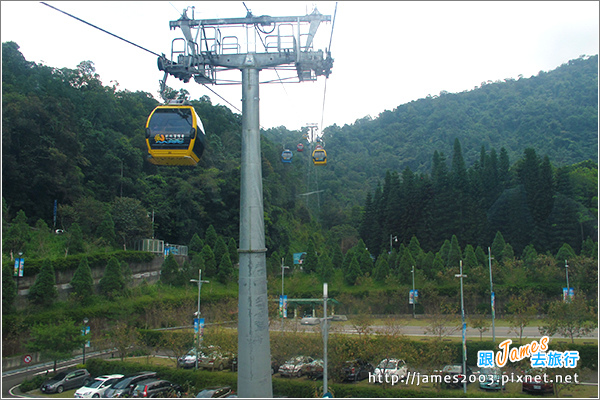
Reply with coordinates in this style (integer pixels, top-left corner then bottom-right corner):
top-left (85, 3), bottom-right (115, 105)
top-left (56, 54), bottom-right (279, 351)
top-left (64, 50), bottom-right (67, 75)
top-left (2, 1), bottom-right (598, 131)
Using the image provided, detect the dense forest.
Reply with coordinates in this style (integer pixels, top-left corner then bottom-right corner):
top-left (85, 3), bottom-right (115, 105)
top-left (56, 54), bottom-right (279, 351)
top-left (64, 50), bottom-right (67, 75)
top-left (2, 41), bottom-right (597, 275)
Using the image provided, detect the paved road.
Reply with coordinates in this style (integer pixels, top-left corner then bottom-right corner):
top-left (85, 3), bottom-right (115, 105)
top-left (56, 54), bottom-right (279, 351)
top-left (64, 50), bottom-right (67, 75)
top-left (277, 321), bottom-right (598, 340)
top-left (2, 350), bottom-right (114, 399)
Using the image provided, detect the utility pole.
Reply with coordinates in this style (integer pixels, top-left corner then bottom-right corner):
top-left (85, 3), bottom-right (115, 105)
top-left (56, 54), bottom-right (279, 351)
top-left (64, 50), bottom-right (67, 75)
top-left (162, 8), bottom-right (333, 397)
top-left (411, 265), bottom-right (416, 319)
top-left (488, 247), bottom-right (495, 343)
top-left (281, 259), bottom-right (289, 334)
top-left (455, 260), bottom-right (467, 395)
top-left (191, 269), bottom-right (209, 370)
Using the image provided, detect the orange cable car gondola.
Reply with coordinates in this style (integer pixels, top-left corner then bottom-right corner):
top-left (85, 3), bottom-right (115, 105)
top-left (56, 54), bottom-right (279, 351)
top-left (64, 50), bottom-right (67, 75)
top-left (312, 147), bottom-right (327, 165)
top-left (145, 100), bottom-right (205, 166)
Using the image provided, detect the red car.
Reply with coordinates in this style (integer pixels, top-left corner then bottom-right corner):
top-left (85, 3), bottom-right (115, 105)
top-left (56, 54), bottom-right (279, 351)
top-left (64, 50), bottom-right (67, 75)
top-left (522, 369), bottom-right (553, 394)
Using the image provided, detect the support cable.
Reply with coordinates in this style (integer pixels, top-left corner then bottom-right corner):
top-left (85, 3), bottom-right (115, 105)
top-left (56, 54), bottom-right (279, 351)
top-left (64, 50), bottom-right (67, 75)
top-left (320, 2), bottom-right (337, 132)
top-left (40, 1), bottom-right (242, 114)
top-left (40, 2), bottom-right (161, 57)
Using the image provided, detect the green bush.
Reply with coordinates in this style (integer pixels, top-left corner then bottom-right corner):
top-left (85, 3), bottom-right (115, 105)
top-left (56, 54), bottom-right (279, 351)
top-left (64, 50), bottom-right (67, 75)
top-left (19, 374), bottom-right (46, 392)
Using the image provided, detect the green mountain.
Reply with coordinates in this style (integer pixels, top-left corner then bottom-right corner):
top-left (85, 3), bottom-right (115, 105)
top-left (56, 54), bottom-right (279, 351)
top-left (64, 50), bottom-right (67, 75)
top-left (2, 41), bottom-right (597, 260)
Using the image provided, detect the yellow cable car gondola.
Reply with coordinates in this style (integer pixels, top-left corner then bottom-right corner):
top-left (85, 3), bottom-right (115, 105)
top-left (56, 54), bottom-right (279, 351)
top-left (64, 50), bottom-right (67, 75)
top-left (145, 100), bottom-right (205, 166)
top-left (312, 147), bottom-right (327, 165)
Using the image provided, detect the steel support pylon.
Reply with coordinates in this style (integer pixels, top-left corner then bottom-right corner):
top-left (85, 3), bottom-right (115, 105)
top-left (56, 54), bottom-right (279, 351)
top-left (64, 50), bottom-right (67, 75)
top-left (237, 66), bottom-right (273, 398)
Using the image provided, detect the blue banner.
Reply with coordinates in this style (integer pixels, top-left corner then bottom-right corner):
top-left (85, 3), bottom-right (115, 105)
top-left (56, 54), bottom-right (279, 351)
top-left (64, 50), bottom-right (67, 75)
top-left (293, 252), bottom-right (306, 265)
top-left (491, 292), bottom-right (495, 318)
top-left (409, 289), bottom-right (418, 304)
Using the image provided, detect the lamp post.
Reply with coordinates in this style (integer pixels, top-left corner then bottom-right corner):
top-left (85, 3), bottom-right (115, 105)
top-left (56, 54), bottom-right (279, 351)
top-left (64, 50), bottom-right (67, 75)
top-left (411, 266), bottom-right (416, 319)
top-left (565, 260), bottom-right (570, 302)
top-left (488, 247), bottom-right (495, 343)
top-left (455, 261), bottom-right (467, 394)
top-left (323, 283), bottom-right (329, 397)
top-left (281, 259), bottom-right (289, 334)
top-left (191, 269), bottom-right (209, 370)
top-left (82, 317), bottom-right (89, 364)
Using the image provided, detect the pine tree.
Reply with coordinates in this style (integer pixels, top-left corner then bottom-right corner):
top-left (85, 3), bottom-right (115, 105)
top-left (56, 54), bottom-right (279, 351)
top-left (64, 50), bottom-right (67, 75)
top-left (4, 209), bottom-right (30, 256)
top-left (373, 254), bottom-right (389, 282)
top-left (189, 233), bottom-right (204, 255)
top-left (344, 256), bottom-right (361, 286)
top-left (99, 257), bottom-right (124, 298)
top-left (304, 240), bottom-right (319, 274)
top-left (331, 243), bottom-right (343, 270)
top-left (227, 237), bottom-right (238, 264)
top-left (201, 245), bottom-right (217, 277)
top-left (68, 223), bottom-right (85, 254)
top-left (205, 225), bottom-right (218, 249)
top-left (160, 254), bottom-right (181, 286)
top-left (397, 250), bottom-right (415, 285)
top-left (217, 252), bottom-right (234, 284)
top-left (447, 235), bottom-right (462, 268)
top-left (556, 243), bottom-right (576, 262)
top-left (2, 259), bottom-right (17, 312)
top-left (70, 256), bottom-right (94, 303)
top-left (491, 231), bottom-right (506, 262)
top-left (96, 212), bottom-right (116, 248)
top-left (28, 259), bottom-right (57, 306)
top-left (318, 253), bottom-right (334, 283)
top-left (355, 240), bottom-right (373, 277)
top-left (213, 236), bottom-right (228, 268)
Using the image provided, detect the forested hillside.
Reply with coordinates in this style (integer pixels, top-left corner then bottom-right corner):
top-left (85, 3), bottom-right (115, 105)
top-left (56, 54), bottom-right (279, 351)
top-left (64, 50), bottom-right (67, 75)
top-left (2, 41), bottom-right (597, 263)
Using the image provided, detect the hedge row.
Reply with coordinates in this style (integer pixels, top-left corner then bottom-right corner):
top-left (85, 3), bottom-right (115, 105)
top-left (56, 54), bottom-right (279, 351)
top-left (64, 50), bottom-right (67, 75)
top-left (22, 251), bottom-right (155, 276)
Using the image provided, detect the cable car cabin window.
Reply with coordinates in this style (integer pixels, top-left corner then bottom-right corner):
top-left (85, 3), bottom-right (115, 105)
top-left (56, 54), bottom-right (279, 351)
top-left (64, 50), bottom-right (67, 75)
top-left (312, 149), bottom-right (327, 165)
top-left (148, 108), bottom-right (195, 149)
top-left (145, 105), bottom-right (206, 166)
top-left (282, 150), bottom-right (293, 163)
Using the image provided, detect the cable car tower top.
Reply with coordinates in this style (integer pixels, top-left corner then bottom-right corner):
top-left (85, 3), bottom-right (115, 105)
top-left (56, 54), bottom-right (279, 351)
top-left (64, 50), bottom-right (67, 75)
top-left (158, 6), bottom-right (333, 88)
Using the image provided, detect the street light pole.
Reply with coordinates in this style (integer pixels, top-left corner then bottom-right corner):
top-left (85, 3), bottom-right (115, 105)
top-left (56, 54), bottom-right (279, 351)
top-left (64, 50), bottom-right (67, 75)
top-left (281, 259), bottom-right (289, 334)
top-left (455, 260), bottom-right (467, 394)
top-left (488, 247), bottom-right (495, 344)
top-left (411, 266), bottom-right (416, 319)
top-left (191, 269), bottom-right (209, 370)
top-left (82, 317), bottom-right (89, 364)
top-left (322, 283), bottom-right (329, 397)
top-left (565, 260), bottom-right (570, 302)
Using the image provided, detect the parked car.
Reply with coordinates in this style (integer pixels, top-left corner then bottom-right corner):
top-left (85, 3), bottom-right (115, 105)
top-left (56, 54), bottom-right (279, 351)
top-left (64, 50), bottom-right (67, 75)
top-left (278, 356), bottom-right (315, 377)
top-left (441, 364), bottom-right (475, 388)
top-left (178, 348), bottom-right (204, 369)
top-left (306, 359), bottom-right (324, 380)
top-left (231, 357), bottom-right (280, 375)
top-left (74, 374), bottom-right (124, 398)
top-left (522, 368), bottom-right (553, 394)
top-left (198, 350), bottom-right (234, 371)
top-left (341, 359), bottom-right (375, 382)
top-left (373, 358), bottom-right (408, 381)
top-left (103, 371), bottom-right (157, 398)
top-left (479, 366), bottom-right (505, 391)
top-left (196, 386), bottom-right (234, 398)
top-left (130, 378), bottom-right (183, 398)
top-left (40, 368), bottom-right (91, 394)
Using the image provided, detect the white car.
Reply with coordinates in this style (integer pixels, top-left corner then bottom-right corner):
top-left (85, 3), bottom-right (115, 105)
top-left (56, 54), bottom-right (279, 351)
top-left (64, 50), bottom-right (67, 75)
top-left (374, 358), bottom-right (408, 381)
top-left (74, 374), bottom-right (123, 398)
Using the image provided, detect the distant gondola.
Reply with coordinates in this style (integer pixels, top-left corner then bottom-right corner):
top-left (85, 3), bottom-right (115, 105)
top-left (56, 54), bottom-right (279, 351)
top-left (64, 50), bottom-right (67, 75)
top-left (297, 143), bottom-right (304, 152)
top-left (282, 149), bottom-right (293, 163)
top-left (145, 100), bottom-right (205, 166)
top-left (312, 148), bottom-right (327, 165)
